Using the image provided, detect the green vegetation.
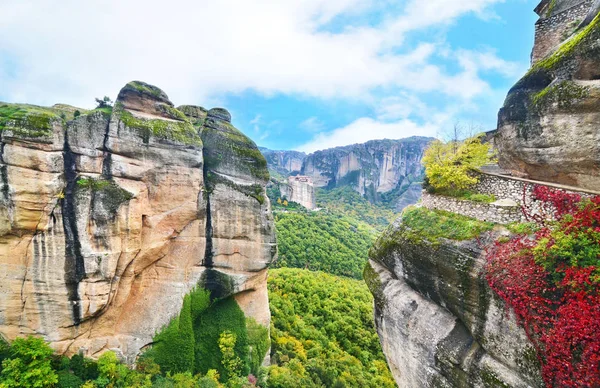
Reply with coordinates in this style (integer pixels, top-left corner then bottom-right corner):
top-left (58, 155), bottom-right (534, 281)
top-left (143, 286), bottom-right (268, 384)
top-left (142, 289), bottom-right (204, 374)
top-left (422, 134), bottom-right (494, 192)
top-left (90, 106), bottom-right (113, 116)
top-left (506, 222), bottom-right (540, 235)
top-left (0, 103), bottom-right (62, 138)
top-left (315, 187), bottom-right (397, 230)
top-left (399, 206), bottom-right (494, 243)
top-left (274, 212), bottom-right (377, 279)
top-left (94, 97), bottom-right (113, 110)
top-left (0, 335), bottom-right (235, 387)
top-left (75, 177), bottom-right (133, 214)
top-left (533, 13), bottom-right (600, 73)
top-left (194, 297), bottom-right (250, 380)
top-left (268, 268), bottom-right (396, 388)
top-left (0, 336), bottom-right (58, 388)
top-left (202, 122), bottom-right (270, 182)
top-left (429, 189), bottom-right (496, 203)
top-left (118, 106), bottom-right (202, 147)
top-left (125, 81), bottom-right (165, 98)
top-left (532, 81), bottom-right (590, 111)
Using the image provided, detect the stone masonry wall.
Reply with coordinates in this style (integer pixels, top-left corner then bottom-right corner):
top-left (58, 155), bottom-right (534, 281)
top-left (532, 0), bottom-right (593, 63)
top-left (421, 192), bottom-right (523, 224)
top-left (421, 172), bottom-right (595, 224)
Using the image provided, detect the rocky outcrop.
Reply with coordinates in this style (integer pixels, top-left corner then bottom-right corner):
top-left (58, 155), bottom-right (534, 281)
top-left (279, 176), bottom-right (316, 210)
top-left (496, 3), bottom-right (600, 191)
top-left (0, 81), bottom-right (276, 363)
top-left (259, 148), bottom-right (306, 177)
top-left (365, 219), bottom-right (543, 387)
top-left (301, 138), bottom-right (431, 208)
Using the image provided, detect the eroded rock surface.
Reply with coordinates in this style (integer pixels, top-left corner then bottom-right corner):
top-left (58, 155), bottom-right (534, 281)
top-left (365, 219), bottom-right (544, 387)
top-left (496, 3), bottom-right (600, 190)
top-left (301, 138), bottom-right (431, 207)
top-left (0, 81), bottom-right (276, 363)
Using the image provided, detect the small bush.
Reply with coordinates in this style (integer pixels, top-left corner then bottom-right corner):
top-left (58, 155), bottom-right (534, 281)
top-left (422, 134), bottom-right (494, 191)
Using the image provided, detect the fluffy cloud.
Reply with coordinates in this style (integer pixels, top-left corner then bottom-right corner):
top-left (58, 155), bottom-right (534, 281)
top-left (296, 117), bottom-right (439, 153)
top-left (0, 0), bottom-right (507, 108)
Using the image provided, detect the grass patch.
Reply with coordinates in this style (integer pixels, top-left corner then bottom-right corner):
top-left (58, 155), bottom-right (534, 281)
top-left (401, 206), bottom-right (494, 242)
top-left (506, 222), bottom-right (540, 235)
top-left (0, 103), bottom-right (62, 138)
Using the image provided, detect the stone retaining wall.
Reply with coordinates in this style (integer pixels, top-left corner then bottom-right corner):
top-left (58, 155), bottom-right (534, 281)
top-left (421, 192), bottom-right (524, 224)
top-left (421, 172), bottom-right (595, 224)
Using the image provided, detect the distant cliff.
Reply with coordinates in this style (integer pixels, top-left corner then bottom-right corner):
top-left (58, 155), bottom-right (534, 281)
top-left (262, 137), bottom-right (432, 210)
top-left (0, 81), bottom-right (276, 363)
top-left (259, 148), bottom-right (306, 178)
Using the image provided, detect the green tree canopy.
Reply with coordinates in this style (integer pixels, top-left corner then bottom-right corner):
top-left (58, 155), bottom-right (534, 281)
top-left (422, 134), bottom-right (493, 192)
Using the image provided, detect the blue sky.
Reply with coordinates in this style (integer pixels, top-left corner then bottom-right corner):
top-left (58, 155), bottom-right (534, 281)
top-left (0, 0), bottom-right (539, 152)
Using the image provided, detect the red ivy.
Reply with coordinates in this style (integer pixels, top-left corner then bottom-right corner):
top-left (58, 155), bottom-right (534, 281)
top-left (486, 187), bottom-right (600, 387)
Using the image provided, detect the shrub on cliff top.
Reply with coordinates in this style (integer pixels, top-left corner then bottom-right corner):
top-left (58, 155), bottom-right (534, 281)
top-left (422, 134), bottom-right (493, 192)
top-left (486, 187), bottom-right (600, 387)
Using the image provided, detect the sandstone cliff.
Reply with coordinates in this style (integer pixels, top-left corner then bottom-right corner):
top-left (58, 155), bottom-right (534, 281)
top-left (0, 81), bottom-right (276, 363)
top-left (262, 138), bottom-right (430, 211)
top-left (496, 2), bottom-right (600, 190)
top-left (301, 138), bottom-right (430, 203)
top-left (259, 148), bottom-right (306, 178)
top-left (365, 219), bottom-right (543, 387)
top-left (279, 176), bottom-right (316, 210)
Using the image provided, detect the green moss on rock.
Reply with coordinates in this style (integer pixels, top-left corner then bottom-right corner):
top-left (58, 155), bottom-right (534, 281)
top-left (363, 261), bottom-right (386, 311)
top-left (480, 368), bottom-right (511, 388)
top-left (202, 119), bottom-right (270, 182)
top-left (123, 81), bottom-right (166, 99)
top-left (118, 107), bottom-right (202, 147)
top-left (76, 177), bottom-right (133, 215)
top-left (534, 13), bottom-right (600, 73)
top-left (532, 81), bottom-right (590, 111)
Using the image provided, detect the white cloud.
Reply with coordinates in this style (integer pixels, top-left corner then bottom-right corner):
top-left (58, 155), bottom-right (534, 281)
top-left (296, 117), bottom-right (438, 153)
top-left (0, 0), bottom-right (509, 108)
top-left (299, 117), bottom-right (326, 133)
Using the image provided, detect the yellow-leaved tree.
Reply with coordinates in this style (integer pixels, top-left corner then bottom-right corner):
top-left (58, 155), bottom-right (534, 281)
top-left (422, 134), bottom-right (494, 192)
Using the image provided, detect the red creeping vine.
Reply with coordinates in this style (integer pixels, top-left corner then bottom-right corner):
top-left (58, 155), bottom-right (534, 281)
top-left (486, 186), bottom-right (600, 387)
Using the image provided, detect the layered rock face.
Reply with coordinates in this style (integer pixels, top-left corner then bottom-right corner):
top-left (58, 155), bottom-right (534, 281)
top-left (259, 148), bottom-right (306, 177)
top-left (279, 176), bottom-right (316, 210)
top-left (496, 3), bottom-right (600, 190)
top-left (301, 138), bottom-right (431, 206)
top-left (0, 81), bottom-right (276, 362)
top-left (365, 221), bottom-right (543, 387)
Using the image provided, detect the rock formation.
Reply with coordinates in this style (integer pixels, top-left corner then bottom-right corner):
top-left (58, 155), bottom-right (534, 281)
top-left (259, 148), bottom-right (306, 178)
top-left (301, 138), bottom-right (430, 202)
top-left (279, 176), bottom-right (316, 210)
top-left (0, 81), bottom-right (276, 363)
top-left (262, 138), bottom-right (431, 211)
top-left (365, 220), bottom-right (544, 387)
top-left (496, 1), bottom-right (600, 190)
